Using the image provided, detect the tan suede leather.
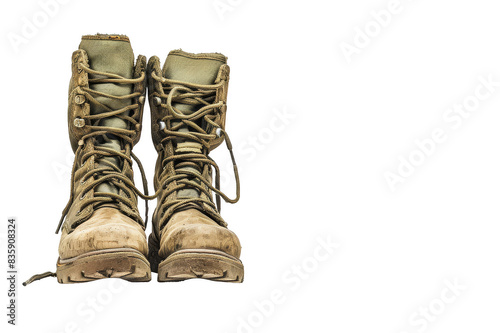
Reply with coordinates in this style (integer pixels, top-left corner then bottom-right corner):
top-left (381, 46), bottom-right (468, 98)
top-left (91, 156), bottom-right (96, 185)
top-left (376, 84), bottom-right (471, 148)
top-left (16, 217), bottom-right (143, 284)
top-left (158, 209), bottom-right (241, 259)
top-left (58, 208), bottom-right (148, 259)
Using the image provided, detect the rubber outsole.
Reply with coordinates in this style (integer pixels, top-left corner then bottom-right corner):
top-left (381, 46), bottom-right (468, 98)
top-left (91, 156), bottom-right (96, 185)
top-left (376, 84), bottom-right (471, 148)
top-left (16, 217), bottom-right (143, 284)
top-left (56, 248), bottom-right (151, 283)
top-left (156, 249), bottom-right (244, 283)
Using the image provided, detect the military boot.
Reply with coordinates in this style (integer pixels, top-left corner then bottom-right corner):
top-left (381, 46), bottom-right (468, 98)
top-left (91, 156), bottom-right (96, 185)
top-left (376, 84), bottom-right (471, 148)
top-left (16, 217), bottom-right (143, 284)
top-left (147, 50), bottom-right (243, 282)
top-left (52, 34), bottom-right (150, 283)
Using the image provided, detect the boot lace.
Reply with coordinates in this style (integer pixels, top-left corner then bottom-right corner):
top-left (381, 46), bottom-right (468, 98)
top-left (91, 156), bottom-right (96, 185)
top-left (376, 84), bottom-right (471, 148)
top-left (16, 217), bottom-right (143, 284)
top-left (151, 71), bottom-right (240, 229)
top-left (55, 64), bottom-right (152, 234)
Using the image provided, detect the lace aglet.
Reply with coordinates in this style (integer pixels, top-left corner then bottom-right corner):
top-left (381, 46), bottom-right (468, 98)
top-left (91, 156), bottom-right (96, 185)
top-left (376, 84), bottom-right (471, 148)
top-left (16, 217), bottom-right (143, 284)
top-left (55, 215), bottom-right (64, 234)
top-left (23, 271), bottom-right (57, 286)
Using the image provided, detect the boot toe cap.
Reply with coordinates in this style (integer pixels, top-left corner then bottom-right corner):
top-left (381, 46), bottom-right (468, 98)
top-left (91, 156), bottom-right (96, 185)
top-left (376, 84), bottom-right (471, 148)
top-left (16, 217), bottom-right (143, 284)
top-left (158, 209), bottom-right (241, 259)
top-left (58, 208), bottom-right (148, 259)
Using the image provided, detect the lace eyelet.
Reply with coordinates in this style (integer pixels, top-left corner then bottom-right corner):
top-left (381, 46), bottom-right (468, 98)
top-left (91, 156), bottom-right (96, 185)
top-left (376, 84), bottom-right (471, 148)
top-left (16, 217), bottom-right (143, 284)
top-left (158, 120), bottom-right (166, 131)
top-left (74, 94), bottom-right (86, 105)
top-left (74, 117), bottom-right (85, 128)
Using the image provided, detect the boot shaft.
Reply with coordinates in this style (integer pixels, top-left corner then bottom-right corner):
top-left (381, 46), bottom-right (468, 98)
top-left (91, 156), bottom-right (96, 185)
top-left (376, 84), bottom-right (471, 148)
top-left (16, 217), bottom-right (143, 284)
top-left (148, 50), bottom-right (230, 152)
top-left (61, 34), bottom-right (147, 234)
top-left (147, 50), bottom-right (232, 234)
top-left (68, 34), bottom-right (146, 152)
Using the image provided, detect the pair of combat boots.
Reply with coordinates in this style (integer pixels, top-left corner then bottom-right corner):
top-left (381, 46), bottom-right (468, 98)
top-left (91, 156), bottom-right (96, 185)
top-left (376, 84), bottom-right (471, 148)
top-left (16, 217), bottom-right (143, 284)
top-left (27, 34), bottom-right (243, 284)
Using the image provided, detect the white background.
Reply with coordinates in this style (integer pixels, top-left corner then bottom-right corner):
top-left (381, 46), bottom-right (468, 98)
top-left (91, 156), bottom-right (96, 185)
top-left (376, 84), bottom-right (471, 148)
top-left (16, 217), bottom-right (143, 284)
top-left (1, 0), bottom-right (500, 332)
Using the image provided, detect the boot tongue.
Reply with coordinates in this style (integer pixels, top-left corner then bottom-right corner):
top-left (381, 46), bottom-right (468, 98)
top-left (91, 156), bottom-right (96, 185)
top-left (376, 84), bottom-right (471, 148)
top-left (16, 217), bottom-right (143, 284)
top-left (79, 34), bottom-right (134, 194)
top-left (162, 50), bottom-right (226, 199)
top-left (163, 50), bottom-right (226, 115)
